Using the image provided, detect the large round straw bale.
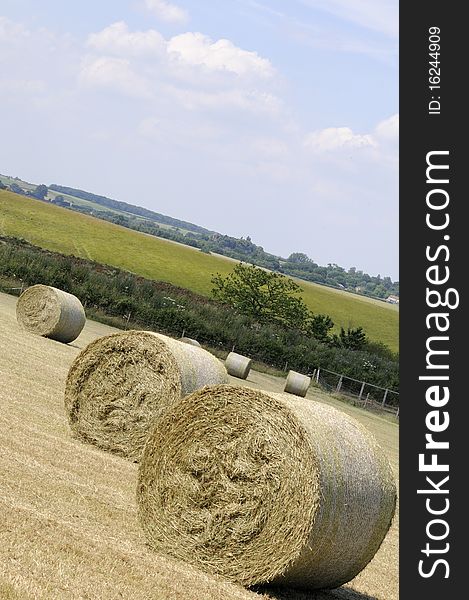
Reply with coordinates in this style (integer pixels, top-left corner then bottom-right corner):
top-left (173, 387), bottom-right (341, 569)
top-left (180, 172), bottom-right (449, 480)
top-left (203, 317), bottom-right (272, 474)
top-left (284, 370), bottom-right (311, 397)
top-left (64, 330), bottom-right (229, 460)
top-left (137, 385), bottom-right (396, 590)
top-left (16, 284), bottom-right (86, 343)
top-left (181, 337), bottom-right (201, 347)
top-left (225, 351), bottom-right (252, 379)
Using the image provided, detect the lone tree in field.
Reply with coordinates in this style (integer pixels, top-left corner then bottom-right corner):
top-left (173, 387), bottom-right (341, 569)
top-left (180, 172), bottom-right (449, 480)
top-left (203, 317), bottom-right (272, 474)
top-left (211, 263), bottom-right (310, 331)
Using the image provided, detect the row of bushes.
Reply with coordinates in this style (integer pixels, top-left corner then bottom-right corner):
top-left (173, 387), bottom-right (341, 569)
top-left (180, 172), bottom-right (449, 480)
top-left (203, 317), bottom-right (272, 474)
top-left (0, 236), bottom-right (399, 403)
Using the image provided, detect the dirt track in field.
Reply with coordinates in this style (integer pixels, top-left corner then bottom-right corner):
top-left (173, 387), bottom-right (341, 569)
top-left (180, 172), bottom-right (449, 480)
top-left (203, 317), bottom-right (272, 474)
top-left (0, 291), bottom-right (398, 599)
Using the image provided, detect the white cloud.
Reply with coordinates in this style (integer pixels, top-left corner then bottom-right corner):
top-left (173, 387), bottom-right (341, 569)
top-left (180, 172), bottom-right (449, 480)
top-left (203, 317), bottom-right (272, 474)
top-left (81, 23), bottom-right (280, 115)
top-left (86, 21), bottom-right (165, 57)
top-left (304, 126), bottom-right (375, 151)
top-left (145, 0), bottom-right (189, 24)
top-left (84, 23), bottom-right (275, 83)
top-left (0, 15), bottom-right (29, 42)
top-left (304, 113), bottom-right (399, 155)
top-left (374, 113), bottom-right (399, 141)
top-left (167, 32), bottom-right (274, 78)
top-left (79, 56), bottom-right (152, 98)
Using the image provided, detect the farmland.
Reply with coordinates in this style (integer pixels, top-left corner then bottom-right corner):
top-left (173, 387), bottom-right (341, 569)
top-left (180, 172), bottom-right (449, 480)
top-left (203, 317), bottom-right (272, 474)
top-left (0, 190), bottom-right (398, 352)
top-left (0, 291), bottom-right (398, 599)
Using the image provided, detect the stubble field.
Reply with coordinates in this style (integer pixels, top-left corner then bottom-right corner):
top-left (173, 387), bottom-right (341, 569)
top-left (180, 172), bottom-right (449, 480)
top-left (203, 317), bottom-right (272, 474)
top-left (0, 291), bottom-right (398, 599)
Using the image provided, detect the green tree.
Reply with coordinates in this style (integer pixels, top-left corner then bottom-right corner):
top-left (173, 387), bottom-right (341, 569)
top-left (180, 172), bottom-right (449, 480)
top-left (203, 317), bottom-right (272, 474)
top-left (211, 263), bottom-right (310, 330)
top-left (33, 184), bottom-right (48, 199)
top-left (308, 313), bottom-right (334, 343)
top-left (9, 182), bottom-right (24, 194)
top-left (287, 252), bottom-right (312, 263)
top-left (332, 326), bottom-right (367, 351)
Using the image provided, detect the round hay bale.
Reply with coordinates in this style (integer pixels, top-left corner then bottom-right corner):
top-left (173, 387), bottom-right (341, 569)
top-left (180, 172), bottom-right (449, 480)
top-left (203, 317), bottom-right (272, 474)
top-left (16, 284), bottom-right (86, 343)
top-left (64, 330), bottom-right (229, 461)
top-left (180, 337), bottom-right (201, 347)
top-left (225, 351), bottom-right (252, 379)
top-left (284, 370), bottom-right (311, 397)
top-left (137, 385), bottom-right (396, 590)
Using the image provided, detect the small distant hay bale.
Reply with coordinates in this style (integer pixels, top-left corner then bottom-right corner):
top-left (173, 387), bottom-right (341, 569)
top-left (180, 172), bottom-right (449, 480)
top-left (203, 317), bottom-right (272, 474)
top-left (181, 337), bottom-right (201, 347)
top-left (137, 385), bottom-right (396, 590)
top-left (225, 351), bottom-right (252, 379)
top-left (16, 284), bottom-right (86, 343)
top-left (64, 330), bottom-right (229, 461)
top-left (284, 370), bottom-right (311, 397)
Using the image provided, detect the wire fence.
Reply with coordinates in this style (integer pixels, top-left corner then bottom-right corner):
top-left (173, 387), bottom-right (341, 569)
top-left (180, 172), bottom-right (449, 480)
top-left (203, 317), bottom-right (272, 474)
top-left (309, 366), bottom-right (399, 417)
top-left (3, 285), bottom-right (398, 417)
top-left (213, 339), bottom-right (400, 419)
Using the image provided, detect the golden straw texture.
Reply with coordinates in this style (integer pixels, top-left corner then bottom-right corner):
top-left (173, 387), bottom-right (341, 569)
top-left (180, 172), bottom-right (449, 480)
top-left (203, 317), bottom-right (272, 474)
top-left (137, 385), bottom-right (396, 590)
top-left (64, 331), bottom-right (228, 461)
top-left (284, 370), bottom-right (311, 397)
top-left (16, 284), bottom-right (86, 343)
top-left (225, 352), bottom-right (252, 379)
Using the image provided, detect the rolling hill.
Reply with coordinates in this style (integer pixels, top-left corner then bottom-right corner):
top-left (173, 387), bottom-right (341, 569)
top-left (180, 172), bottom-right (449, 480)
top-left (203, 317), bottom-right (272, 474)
top-left (0, 173), bottom-right (399, 300)
top-left (0, 189), bottom-right (399, 351)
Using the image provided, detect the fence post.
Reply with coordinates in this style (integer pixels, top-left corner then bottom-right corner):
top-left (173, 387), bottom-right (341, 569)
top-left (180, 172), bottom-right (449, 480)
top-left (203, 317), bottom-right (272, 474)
top-left (284, 361), bottom-right (288, 372)
top-left (396, 406), bottom-right (399, 418)
top-left (311, 368), bottom-right (317, 380)
top-left (364, 393), bottom-right (369, 408)
top-left (358, 381), bottom-right (366, 401)
top-left (316, 368), bottom-right (320, 383)
top-left (382, 389), bottom-right (389, 407)
top-left (336, 375), bottom-right (343, 393)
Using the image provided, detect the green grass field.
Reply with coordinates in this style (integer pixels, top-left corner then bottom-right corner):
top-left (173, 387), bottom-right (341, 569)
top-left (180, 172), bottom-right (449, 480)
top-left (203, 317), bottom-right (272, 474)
top-left (0, 190), bottom-right (398, 351)
top-left (0, 174), bottom-right (191, 233)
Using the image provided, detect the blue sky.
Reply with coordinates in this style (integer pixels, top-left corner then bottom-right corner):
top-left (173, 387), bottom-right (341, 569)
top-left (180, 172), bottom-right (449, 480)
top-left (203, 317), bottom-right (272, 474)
top-left (0, 0), bottom-right (398, 278)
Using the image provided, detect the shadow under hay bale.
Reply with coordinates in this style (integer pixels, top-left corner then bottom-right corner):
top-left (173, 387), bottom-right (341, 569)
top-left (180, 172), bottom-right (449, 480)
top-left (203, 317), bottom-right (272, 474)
top-left (16, 284), bottom-right (86, 343)
top-left (137, 385), bottom-right (396, 591)
top-left (180, 337), bottom-right (201, 347)
top-left (284, 370), bottom-right (311, 398)
top-left (256, 584), bottom-right (379, 600)
top-left (64, 330), bottom-right (229, 461)
top-left (225, 351), bottom-right (252, 379)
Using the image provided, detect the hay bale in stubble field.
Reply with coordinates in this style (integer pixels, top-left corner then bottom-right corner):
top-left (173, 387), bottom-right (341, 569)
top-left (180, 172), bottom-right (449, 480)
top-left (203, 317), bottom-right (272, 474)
top-left (225, 352), bottom-right (252, 379)
top-left (64, 330), bottom-right (229, 461)
top-left (284, 370), bottom-right (311, 397)
top-left (137, 385), bottom-right (396, 590)
top-left (180, 337), bottom-right (201, 347)
top-left (16, 284), bottom-right (86, 343)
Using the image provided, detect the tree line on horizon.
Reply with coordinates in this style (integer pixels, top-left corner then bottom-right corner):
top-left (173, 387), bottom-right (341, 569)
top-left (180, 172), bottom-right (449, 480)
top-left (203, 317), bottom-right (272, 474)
top-left (1, 179), bottom-right (399, 299)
